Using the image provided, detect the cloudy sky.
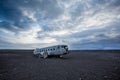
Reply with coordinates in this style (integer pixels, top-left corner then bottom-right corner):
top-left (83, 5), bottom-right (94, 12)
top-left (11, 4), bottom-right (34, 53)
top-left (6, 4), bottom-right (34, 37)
top-left (0, 0), bottom-right (120, 49)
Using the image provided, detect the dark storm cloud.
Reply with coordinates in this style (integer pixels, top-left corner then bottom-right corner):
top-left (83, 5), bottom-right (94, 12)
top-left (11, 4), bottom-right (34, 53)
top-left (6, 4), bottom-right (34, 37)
top-left (109, 0), bottom-right (120, 7)
top-left (89, 0), bottom-right (120, 7)
top-left (0, 0), bottom-right (23, 21)
top-left (0, 0), bottom-right (61, 20)
top-left (69, 0), bottom-right (120, 21)
top-left (0, 19), bottom-right (33, 33)
top-left (0, 0), bottom-right (32, 32)
top-left (70, 33), bottom-right (120, 50)
top-left (0, 0), bottom-right (62, 32)
top-left (0, 21), bottom-right (18, 32)
top-left (70, 23), bottom-right (120, 38)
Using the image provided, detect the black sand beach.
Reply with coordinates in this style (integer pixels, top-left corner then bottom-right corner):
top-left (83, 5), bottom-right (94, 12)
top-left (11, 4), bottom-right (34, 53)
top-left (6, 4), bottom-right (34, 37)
top-left (0, 50), bottom-right (120, 80)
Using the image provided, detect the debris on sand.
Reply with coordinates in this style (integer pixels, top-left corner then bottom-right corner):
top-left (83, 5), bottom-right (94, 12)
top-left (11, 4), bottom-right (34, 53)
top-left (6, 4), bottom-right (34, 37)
top-left (104, 75), bottom-right (108, 79)
top-left (79, 77), bottom-right (82, 80)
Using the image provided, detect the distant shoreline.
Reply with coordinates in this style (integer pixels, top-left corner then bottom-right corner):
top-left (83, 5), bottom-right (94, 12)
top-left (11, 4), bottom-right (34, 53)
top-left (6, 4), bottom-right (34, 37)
top-left (0, 49), bottom-right (120, 51)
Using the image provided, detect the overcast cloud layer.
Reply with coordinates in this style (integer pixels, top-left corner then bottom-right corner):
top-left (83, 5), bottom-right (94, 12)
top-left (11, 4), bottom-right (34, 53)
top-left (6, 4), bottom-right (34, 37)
top-left (0, 0), bottom-right (120, 49)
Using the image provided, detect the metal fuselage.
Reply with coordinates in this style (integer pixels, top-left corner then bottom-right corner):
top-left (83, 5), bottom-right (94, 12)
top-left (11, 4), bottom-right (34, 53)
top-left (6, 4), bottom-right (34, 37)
top-left (33, 45), bottom-right (69, 56)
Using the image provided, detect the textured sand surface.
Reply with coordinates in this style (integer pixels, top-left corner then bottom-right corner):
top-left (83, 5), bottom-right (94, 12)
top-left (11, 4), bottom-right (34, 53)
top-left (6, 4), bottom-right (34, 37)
top-left (0, 50), bottom-right (120, 80)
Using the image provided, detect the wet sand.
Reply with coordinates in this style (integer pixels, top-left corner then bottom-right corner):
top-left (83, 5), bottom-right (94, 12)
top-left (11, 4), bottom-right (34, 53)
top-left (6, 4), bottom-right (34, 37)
top-left (0, 50), bottom-right (120, 80)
